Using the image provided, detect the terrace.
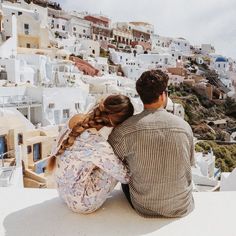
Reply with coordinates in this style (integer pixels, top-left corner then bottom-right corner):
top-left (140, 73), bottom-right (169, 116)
top-left (0, 186), bottom-right (235, 236)
top-left (0, 95), bottom-right (41, 109)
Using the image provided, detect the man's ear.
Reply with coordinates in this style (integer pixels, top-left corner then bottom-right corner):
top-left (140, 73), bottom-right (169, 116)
top-left (159, 92), bottom-right (165, 102)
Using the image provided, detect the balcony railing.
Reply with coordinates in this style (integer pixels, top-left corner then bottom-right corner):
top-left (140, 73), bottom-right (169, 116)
top-left (0, 95), bottom-right (41, 108)
top-left (0, 150), bottom-right (15, 168)
top-left (0, 148), bottom-right (22, 187)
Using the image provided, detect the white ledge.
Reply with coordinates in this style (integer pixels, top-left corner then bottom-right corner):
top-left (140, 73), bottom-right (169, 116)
top-left (0, 187), bottom-right (235, 236)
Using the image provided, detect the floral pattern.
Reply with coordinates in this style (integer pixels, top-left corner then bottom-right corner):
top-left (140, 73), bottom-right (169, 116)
top-left (52, 126), bottom-right (129, 214)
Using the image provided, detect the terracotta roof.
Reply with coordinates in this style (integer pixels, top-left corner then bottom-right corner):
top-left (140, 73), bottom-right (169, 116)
top-left (130, 22), bottom-right (151, 26)
top-left (69, 56), bottom-right (99, 77)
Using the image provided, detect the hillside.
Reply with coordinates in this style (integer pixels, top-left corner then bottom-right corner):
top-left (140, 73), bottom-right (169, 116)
top-left (170, 84), bottom-right (236, 140)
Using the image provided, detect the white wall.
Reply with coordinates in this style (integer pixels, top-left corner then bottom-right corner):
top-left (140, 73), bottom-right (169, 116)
top-left (80, 39), bottom-right (100, 57)
top-left (0, 87), bottom-right (27, 97)
top-left (221, 169), bottom-right (236, 191)
top-left (0, 15), bottom-right (17, 58)
top-left (68, 17), bottom-right (91, 39)
top-left (170, 38), bottom-right (191, 55)
top-left (0, 58), bottom-right (20, 83)
top-left (43, 87), bottom-right (89, 125)
top-left (109, 49), bottom-right (134, 65)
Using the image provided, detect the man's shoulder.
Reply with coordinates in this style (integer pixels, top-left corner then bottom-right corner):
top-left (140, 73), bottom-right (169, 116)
top-left (110, 112), bottom-right (144, 138)
top-left (113, 114), bottom-right (139, 132)
top-left (165, 112), bottom-right (193, 134)
top-left (111, 110), bottom-right (193, 137)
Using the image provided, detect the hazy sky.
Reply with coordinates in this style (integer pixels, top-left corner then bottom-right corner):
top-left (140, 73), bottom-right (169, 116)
top-left (58, 0), bottom-right (236, 59)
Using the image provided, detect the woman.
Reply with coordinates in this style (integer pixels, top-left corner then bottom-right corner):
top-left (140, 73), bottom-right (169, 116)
top-left (48, 95), bottom-right (134, 213)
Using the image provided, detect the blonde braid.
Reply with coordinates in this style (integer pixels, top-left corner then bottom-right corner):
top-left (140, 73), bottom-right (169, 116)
top-left (47, 103), bottom-right (112, 171)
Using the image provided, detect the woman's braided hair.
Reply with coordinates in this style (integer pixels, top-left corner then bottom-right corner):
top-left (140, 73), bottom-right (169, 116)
top-left (47, 95), bottom-right (134, 171)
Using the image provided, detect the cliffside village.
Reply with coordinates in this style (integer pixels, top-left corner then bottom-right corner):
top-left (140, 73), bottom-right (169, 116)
top-left (0, 0), bottom-right (236, 191)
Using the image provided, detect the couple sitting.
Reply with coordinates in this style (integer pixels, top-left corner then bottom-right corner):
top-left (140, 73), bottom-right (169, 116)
top-left (48, 70), bottom-right (195, 218)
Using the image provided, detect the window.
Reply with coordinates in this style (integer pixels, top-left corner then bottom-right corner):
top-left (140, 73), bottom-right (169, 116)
top-left (24, 23), bottom-right (29, 30)
top-left (56, 24), bottom-right (59, 29)
top-left (218, 64), bottom-right (220, 68)
top-left (100, 36), bottom-right (103, 40)
top-left (75, 103), bottom-right (80, 110)
top-left (73, 27), bottom-right (76, 31)
top-left (24, 23), bottom-right (29, 35)
top-left (62, 25), bottom-right (65, 31)
top-left (48, 103), bottom-right (55, 109)
top-left (27, 145), bottom-right (32, 154)
top-left (92, 49), bottom-right (95, 54)
top-left (18, 133), bottom-right (23, 145)
top-left (63, 109), bottom-right (70, 119)
top-left (83, 29), bottom-right (86, 33)
top-left (26, 43), bottom-right (31, 48)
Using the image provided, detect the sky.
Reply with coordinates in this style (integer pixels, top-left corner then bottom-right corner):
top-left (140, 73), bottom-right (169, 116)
top-left (58, 0), bottom-right (236, 59)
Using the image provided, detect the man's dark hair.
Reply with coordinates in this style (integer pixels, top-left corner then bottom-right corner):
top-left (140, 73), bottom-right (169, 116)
top-left (136, 70), bottom-right (169, 104)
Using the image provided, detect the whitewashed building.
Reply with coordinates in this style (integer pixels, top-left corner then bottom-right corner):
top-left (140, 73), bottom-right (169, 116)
top-left (201, 44), bottom-right (215, 55)
top-left (221, 169), bottom-right (236, 191)
top-left (151, 34), bottom-right (172, 50)
top-left (169, 38), bottom-right (191, 55)
top-left (68, 16), bottom-right (92, 39)
top-left (1, 2), bottom-right (49, 49)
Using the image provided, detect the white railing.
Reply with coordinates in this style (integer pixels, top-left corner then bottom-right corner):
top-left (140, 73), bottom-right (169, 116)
top-left (0, 146), bottom-right (23, 187)
top-left (0, 95), bottom-right (40, 108)
top-left (0, 150), bottom-right (15, 168)
top-left (0, 150), bottom-right (16, 187)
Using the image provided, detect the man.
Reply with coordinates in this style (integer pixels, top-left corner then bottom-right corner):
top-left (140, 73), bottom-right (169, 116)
top-left (108, 70), bottom-right (195, 218)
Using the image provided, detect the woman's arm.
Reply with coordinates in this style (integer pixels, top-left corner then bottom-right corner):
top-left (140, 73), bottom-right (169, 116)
top-left (73, 130), bottom-right (130, 184)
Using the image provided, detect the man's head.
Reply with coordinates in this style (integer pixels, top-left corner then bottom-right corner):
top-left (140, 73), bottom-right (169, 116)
top-left (136, 70), bottom-right (169, 109)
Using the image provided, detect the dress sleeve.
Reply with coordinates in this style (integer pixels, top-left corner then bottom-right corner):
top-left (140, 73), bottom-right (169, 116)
top-left (73, 130), bottom-right (130, 184)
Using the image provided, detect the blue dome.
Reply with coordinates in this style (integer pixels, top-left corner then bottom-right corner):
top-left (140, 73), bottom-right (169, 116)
top-left (215, 57), bottom-right (227, 62)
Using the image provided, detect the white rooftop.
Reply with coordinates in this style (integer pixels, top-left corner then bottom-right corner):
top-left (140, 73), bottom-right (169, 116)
top-left (0, 187), bottom-right (236, 236)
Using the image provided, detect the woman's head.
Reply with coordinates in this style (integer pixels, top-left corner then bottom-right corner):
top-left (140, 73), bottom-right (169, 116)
top-left (47, 94), bottom-right (134, 171)
top-left (102, 94), bottom-right (134, 127)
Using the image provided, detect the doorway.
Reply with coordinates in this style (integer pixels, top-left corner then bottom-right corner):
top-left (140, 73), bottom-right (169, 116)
top-left (0, 136), bottom-right (7, 157)
top-left (33, 143), bottom-right (41, 162)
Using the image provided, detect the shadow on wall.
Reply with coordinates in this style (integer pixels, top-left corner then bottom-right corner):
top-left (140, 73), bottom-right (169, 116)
top-left (3, 190), bottom-right (177, 236)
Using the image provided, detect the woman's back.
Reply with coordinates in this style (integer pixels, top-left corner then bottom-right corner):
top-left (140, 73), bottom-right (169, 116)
top-left (54, 127), bottom-right (129, 213)
top-left (48, 95), bottom-right (134, 213)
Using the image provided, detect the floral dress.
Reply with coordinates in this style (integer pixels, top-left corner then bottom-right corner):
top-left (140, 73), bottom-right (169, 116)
top-left (52, 125), bottom-right (129, 214)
